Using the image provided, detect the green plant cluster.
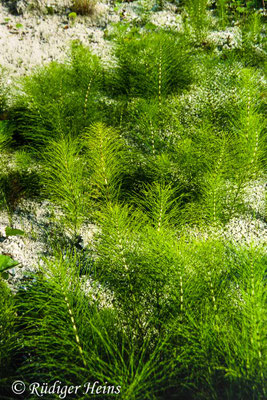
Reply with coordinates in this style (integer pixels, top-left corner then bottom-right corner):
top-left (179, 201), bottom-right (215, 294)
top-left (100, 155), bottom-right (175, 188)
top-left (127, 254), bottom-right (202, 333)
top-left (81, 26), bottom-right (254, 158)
top-left (0, 3), bottom-right (266, 399)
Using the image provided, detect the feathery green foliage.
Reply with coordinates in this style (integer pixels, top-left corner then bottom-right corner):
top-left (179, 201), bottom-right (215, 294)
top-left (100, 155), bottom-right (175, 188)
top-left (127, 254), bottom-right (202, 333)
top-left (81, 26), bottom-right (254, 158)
top-left (163, 240), bottom-right (267, 400)
top-left (216, 0), bottom-right (229, 28)
top-left (240, 10), bottom-right (266, 67)
top-left (82, 122), bottom-right (130, 204)
top-left (0, 115), bottom-right (14, 213)
top-left (0, 66), bottom-right (8, 115)
top-left (9, 43), bottom-right (104, 147)
top-left (11, 253), bottom-right (168, 400)
top-left (0, 279), bottom-right (16, 398)
top-left (2, 233), bottom-right (267, 399)
top-left (1, 3), bottom-right (267, 399)
top-left (132, 181), bottom-right (184, 230)
top-left (113, 31), bottom-right (193, 99)
top-left (41, 135), bottom-right (88, 234)
top-left (184, 0), bottom-right (210, 42)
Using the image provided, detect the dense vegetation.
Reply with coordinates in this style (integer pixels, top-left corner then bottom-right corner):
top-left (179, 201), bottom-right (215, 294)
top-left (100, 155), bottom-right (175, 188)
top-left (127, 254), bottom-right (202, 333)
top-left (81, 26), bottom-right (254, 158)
top-left (0, 1), bottom-right (266, 399)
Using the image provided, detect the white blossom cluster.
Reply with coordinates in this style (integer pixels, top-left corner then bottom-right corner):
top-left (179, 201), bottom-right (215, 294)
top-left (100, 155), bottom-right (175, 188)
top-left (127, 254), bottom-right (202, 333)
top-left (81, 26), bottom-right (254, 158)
top-left (206, 27), bottom-right (242, 50)
top-left (0, 2), bottom-right (112, 80)
top-left (223, 216), bottom-right (267, 247)
top-left (243, 179), bottom-right (266, 217)
top-left (182, 177), bottom-right (266, 248)
top-left (0, 197), bottom-right (98, 292)
top-left (80, 276), bottom-right (114, 308)
top-left (0, 201), bottom-right (51, 292)
top-left (150, 11), bottom-right (183, 31)
top-left (184, 216), bottom-right (266, 249)
top-left (177, 83), bottom-right (238, 127)
top-left (13, 0), bottom-right (73, 15)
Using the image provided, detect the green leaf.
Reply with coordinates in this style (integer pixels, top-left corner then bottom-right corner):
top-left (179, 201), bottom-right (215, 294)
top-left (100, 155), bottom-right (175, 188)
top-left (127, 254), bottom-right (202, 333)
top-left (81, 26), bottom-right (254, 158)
top-left (1, 271), bottom-right (9, 280)
top-left (5, 227), bottom-right (25, 237)
top-left (68, 12), bottom-right (77, 19)
top-left (0, 255), bottom-right (19, 273)
top-left (236, 6), bottom-right (247, 13)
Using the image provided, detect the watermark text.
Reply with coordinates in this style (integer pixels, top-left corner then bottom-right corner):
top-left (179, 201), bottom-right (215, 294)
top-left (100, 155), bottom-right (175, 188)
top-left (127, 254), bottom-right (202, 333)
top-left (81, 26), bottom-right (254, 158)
top-left (11, 380), bottom-right (121, 398)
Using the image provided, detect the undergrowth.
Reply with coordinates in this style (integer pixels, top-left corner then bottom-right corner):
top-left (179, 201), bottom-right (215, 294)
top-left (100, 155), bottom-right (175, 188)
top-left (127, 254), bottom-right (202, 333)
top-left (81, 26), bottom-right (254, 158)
top-left (0, 3), bottom-right (266, 399)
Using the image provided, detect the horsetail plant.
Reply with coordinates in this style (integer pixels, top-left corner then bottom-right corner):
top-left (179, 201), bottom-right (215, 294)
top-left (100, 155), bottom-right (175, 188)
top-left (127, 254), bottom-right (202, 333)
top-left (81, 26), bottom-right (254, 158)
top-left (0, 5), bottom-right (266, 399)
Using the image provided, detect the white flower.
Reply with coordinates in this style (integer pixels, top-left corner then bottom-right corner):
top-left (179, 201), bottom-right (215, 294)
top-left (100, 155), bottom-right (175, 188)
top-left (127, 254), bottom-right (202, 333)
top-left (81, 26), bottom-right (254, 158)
top-left (207, 27), bottom-right (242, 50)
